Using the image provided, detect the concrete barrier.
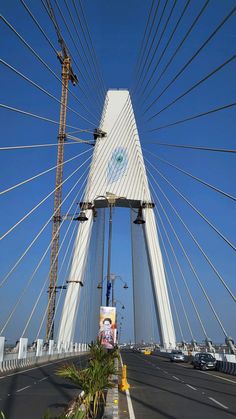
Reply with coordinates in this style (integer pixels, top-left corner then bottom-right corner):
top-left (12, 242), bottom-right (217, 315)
top-left (153, 351), bottom-right (236, 377)
top-left (103, 358), bottom-right (119, 419)
top-left (216, 361), bottom-right (236, 376)
top-left (0, 350), bottom-right (89, 376)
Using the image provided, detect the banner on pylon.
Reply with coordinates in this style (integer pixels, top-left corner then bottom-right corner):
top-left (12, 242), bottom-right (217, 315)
top-left (98, 306), bottom-right (116, 349)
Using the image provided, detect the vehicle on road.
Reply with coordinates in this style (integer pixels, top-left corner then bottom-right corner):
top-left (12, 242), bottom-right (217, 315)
top-left (192, 353), bottom-right (216, 370)
top-left (139, 347), bottom-right (152, 354)
top-left (169, 350), bottom-right (185, 362)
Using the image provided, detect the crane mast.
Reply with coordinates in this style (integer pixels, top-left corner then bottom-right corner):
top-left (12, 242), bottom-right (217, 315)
top-left (45, 0), bottom-right (78, 341)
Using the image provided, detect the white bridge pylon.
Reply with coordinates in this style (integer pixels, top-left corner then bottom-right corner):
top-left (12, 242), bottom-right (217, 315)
top-left (58, 89), bottom-right (176, 349)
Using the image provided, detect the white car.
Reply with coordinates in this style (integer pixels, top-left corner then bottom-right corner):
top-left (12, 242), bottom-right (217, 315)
top-left (170, 350), bottom-right (185, 362)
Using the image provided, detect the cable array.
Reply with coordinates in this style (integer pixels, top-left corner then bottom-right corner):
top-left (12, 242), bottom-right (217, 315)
top-left (146, 163), bottom-right (235, 302)
top-left (1, 0), bottom-right (235, 346)
top-left (129, 0), bottom-right (235, 342)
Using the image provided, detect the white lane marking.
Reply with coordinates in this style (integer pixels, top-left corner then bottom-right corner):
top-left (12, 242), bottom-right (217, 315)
top-left (200, 371), bottom-right (236, 384)
top-left (126, 388), bottom-right (136, 419)
top-left (175, 362), bottom-right (236, 383)
top-left (208, 397), bottom-right (229, 410)
top-left (163, 371), bottom-right (168, 374)
top-left (175, 362), bottom-right (236, 384)
top-left (186, 384), bottom-right (197, 391)
top-left (16, 385), bottom-right (31, 393)
top-left (39, 377), bottom-right (48, 382)
top-left (120, 354), bottom-right (135, 419)
top-left (172, 376), bottom-right (180, 381)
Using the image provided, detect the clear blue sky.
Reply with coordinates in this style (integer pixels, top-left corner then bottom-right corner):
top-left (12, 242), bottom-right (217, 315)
top-left (0, 0), bottom-right (235, 345)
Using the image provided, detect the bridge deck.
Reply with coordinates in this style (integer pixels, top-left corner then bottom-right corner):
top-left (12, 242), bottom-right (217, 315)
top-left (120, 350), bottom-right (236, 418)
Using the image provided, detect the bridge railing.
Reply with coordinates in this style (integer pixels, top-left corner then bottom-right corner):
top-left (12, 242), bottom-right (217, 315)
top-left (153, 348), bottom-right (236, 376)
top-left (158, 348), bottom-right (236, 363)
top-left (0, 337), bottom-right (89, 373)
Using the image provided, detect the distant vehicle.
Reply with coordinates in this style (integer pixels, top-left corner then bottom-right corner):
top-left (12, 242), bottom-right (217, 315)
top-left (192, 353), bottom-right (216, 370)
top-left (139, 347), bottom-right (153, 354)
top-left (170, 350), bottom-right (185, 362)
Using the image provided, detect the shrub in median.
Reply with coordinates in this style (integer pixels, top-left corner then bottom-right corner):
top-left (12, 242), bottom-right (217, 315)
top-left (56, 340), bottom-right (118, 418)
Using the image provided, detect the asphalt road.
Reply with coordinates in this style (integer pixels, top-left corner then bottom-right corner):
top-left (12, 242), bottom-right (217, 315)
top-left (121, 350), bottom-right (236, 419)
top-left (0, 354), bottom-right (89, 419)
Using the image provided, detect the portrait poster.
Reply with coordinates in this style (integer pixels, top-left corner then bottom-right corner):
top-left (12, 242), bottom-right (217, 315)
top-left (99, 306), bottom-right (116, 349)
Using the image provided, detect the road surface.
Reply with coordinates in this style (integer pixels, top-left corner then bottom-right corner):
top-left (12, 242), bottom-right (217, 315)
top-left (0, 354), bottom-right (89, 418)
top-left (121, 350), bottom-right (236, 418)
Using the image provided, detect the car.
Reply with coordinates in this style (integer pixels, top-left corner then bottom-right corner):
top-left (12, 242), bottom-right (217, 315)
top-left (192, 353), bottom-right (216, 370)
top-left (169, 350), bottom-right (185, 362)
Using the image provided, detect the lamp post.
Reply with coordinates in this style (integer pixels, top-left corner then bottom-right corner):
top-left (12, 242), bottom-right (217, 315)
top-left (97, 274), bottom-right (128, 307)
top-left (109, 274), bottom-right (128, 307)
top-left (93, 193), bottom-right (128, 307)
top-left (114, 299), bottom-right (125, 310)
top-left (106, 194), bottom-right (117, 306)
top-left (97, 280), bottom-right (103, 306)
top-left (92, 193), bottom-right (119, 307)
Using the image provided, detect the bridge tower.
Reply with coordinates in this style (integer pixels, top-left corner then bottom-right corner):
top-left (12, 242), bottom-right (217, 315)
top-left (58, 90), bottom-right (176, 349)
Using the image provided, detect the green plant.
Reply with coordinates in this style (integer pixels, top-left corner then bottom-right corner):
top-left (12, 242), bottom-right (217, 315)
top-left (57, 340), bottom-right (118, 418)
top-left (0, 412), bottom-right (6, 419)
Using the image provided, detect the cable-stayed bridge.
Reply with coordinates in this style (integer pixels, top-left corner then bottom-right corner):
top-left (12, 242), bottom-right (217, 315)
top-left (0, 1), bottom-right (236, 417)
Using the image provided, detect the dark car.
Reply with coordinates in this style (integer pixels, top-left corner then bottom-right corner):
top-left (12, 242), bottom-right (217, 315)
top-left (170, 350), bottom-right (185, 362)
top-left (192, 353), bottom-right (216, 370)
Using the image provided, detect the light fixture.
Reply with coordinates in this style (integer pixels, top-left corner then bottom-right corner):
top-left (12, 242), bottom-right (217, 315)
top-left (133, 207), bottom-right (145, 225)
top-left (123, 283), bottom-right (128, 289)
top-left (97, 282), bottom-right (102, 289)
top-left (75, 211), bottom-right (88, 222)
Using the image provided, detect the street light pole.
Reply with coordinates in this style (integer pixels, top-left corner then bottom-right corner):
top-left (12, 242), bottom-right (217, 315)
top-left (106, 203), bottom-right (113, 306)
top-left (111, 274), bottom-right (116, 307)
top-left (97, 193), bottom-right (125, 307)
top-left (111, 274), bottom-right (128, 307)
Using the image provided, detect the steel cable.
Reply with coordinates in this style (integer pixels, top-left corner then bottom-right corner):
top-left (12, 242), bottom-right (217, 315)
top-left (144, 142), bottom-right (236, 154)
top-left (1, 59), bottom-right (98, 127)
top-left (151, 184), bottom-right (229, 337)
top-left (137, 0), bottom-right (191, 102)
top-left (146, 167), bottom-right (236, 302)
top-left (147, 101), bottom-right (236, 131)
top-left (144, 4), bottom-right (236, 117)
top-left (133, 0), bottom-right (169, 95)
top-left (144, 149), bottom-right (236, 201)
top-left (140, 0), bottom-right (210, 110)
top-left (2, 15), bottom-right (100, 121)
top-left (145, 157), bottom-right (236, 251)
top-left (0, 170), bottom-right (88, 334)
top-left (146, 53), bottom-right (236, 121)
top-left (0, 103), bottom-right (93, 133)
top-left (136, 0), bottom-right (177, 98)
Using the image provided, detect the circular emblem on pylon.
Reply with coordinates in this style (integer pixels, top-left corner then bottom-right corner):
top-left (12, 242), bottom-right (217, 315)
top-left (107, 147), bottom-right (128, 183)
